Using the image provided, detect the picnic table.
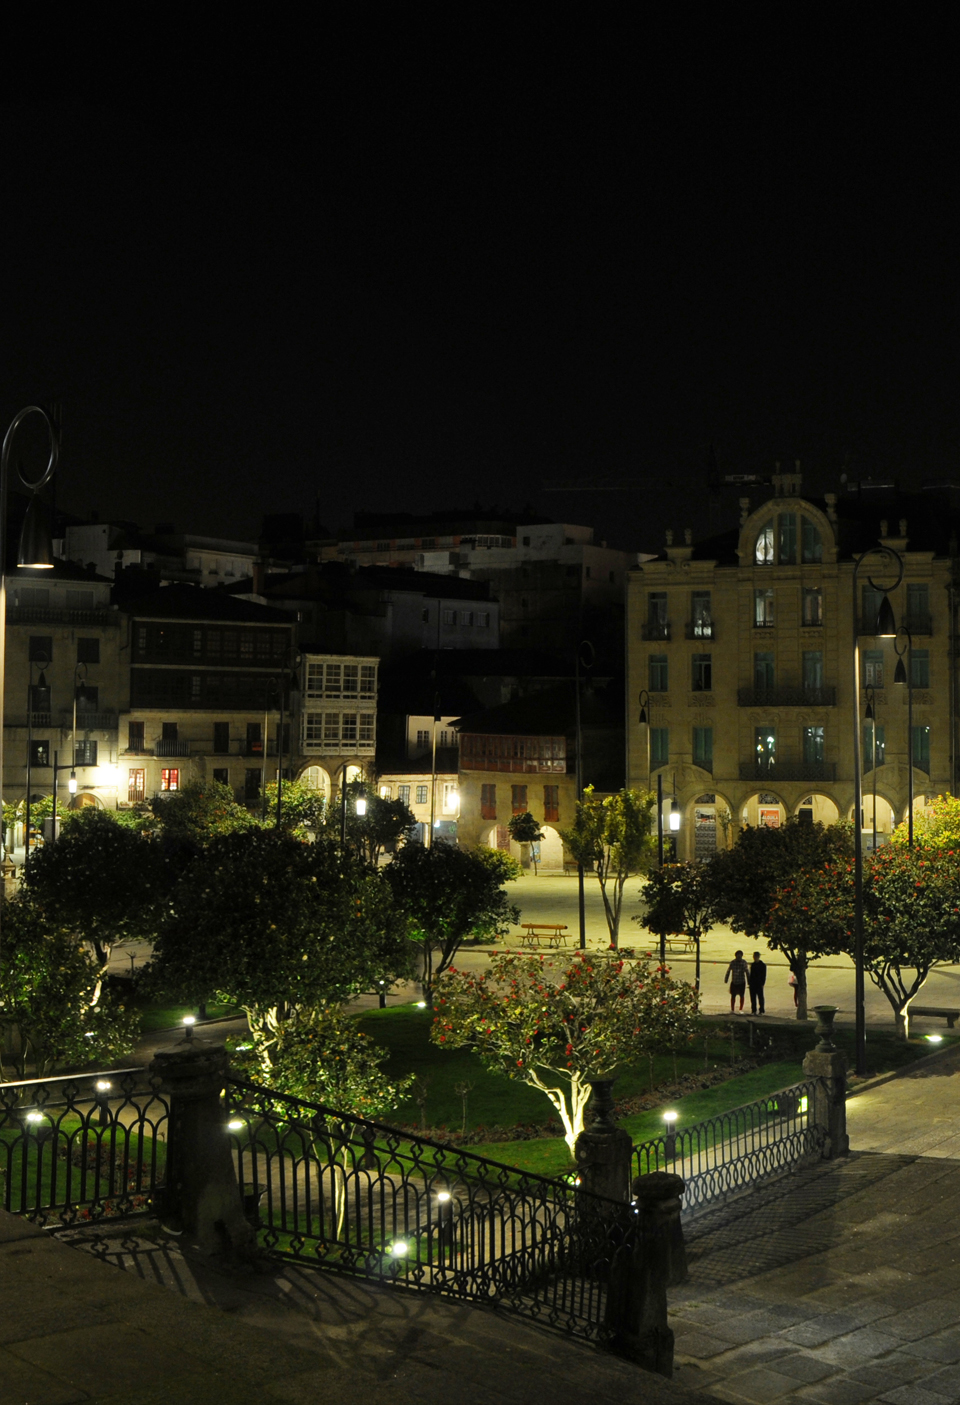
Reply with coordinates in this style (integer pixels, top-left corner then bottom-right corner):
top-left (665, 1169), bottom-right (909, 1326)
top-left (518, 923), bottom-right (569, 949)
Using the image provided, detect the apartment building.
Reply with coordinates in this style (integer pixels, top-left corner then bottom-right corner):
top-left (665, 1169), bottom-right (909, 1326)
top-left (626, 470), bottom-right (960, 860)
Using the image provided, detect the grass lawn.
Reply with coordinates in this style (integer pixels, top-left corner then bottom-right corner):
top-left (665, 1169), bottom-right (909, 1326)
top-left (137, 999), bottom-right (243, 1032)
top-left (357, 1004), bottom-right (953, 1178)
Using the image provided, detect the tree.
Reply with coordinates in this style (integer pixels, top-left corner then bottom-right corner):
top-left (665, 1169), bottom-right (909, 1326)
top-left (384, 843), bottom-right (519, 1002)
top-left (344, 791), bottom-right (417, 866)
top-left (23, 809), bottom-right (162, 978)
top-left (891, 793), bottom-right (960, 848)
top-left (0, 897), bottom-right (139, 1079)
top-left (560, 787), bottom-right (657, 947)
top-left (149, 830), bottom-right (411, 1066)
top-left (263, 777), bottom-right (328, 836)
top-left (509, 811), bottom-right (544, 875)
top-left (151, 778), bottom-right (256, 843)
top-left (638, 861), bottom-right (720, 991)
top-left (709, 819), bottom-right (854, 1018)
top-left (432, 951), bottom-right (699, 1153)
top-left (764, 863), bottom-right (851, 1021)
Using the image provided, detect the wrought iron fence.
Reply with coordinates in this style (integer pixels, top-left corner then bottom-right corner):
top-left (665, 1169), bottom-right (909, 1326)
top-left (634, 1081), bottom-right (824, 1216)
top-left (0, 1069), bottom-right (168, 1228)
top-left (226, 1076), bottom-right (640, 1344)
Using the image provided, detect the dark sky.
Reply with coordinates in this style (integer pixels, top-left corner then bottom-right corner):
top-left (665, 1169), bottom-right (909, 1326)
top-left (2, 17), bottom-right (957, 553)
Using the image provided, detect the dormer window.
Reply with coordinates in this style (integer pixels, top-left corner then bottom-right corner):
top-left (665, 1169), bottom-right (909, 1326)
top-left (756, 513), bottom-right (824, 565)
top-left (755, 521), bottom-right (775, 564)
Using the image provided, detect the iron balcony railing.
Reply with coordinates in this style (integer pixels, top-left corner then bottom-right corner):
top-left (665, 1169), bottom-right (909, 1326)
top-left (73, 712), bottom-right (119, 731)
top-left (0, 1069), bottom-right (168, 1229)
top-left (225, 1077), bottom-right (642, 1346)
top-left (684, 621), bottom-right (715, 640)
top-left (634, 1080), bottom-right (823, 1216)
top-left (738, 686), bottom-right (837, 708)
top-left (738, 761), bottom-right (837, 782)
top-left (7, 607), bottom-right (119, 627)
top-left (155, 739), bottom-right (190, 757)
top-left (641, 621), bottom-right (670, 641)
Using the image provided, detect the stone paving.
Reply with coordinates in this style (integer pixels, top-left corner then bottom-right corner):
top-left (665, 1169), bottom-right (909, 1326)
top-left (671, 1150), bottom-right (960, 1403)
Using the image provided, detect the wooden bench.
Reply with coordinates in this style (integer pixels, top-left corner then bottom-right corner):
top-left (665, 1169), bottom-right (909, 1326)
top-left (910, 1006), bottom-right (960, 1028)
top-left (664, 935), bottom-right (696, 954)
top-left (519, 923), bottom-right (569, 949)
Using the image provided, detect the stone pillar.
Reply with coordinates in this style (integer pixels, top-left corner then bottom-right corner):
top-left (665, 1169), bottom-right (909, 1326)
top-left (574, 1078), bottom-right (633, 1204)
top-left (635, 1170), bottom-right (688, 1287)
top-left (603, 1172), bottom-right (685, 1376)
top-left (802, 1005), bottom-right (849, 1160)
top-left (150, 1034), bottom-right (255, 1259)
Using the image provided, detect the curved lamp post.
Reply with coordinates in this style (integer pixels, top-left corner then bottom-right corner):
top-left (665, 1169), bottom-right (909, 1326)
top-left (893, 626), bottom-right (915, 848)
top-left (864, 685), bottom-right (877, 857)
top-left (852, 544), bottom-right (903, 1075)
top-left (574, 639), bottom-right (595, 952)
top-left (0, 407), bottom-right (58, 943)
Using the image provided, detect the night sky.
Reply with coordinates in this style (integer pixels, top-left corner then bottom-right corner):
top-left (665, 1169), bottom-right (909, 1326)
top-left (2, 18), bottom-right (956, 553)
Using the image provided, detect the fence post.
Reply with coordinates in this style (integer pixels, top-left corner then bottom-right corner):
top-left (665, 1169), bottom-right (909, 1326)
top-left (573, 1077), bottom-right (632, 1203)
top-left (607, 1171), bottom-right (686, 1376)
top-left (802, 1006), bottom-right (849, 1160)
top-left (150, 1034), bottom-right (255, 1259)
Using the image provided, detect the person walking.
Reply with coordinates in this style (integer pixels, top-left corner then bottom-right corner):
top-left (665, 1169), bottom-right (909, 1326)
top-left (724, 949), bottom-right (749, 1013)
top-left (748, 952), bottom-right (767, 1015)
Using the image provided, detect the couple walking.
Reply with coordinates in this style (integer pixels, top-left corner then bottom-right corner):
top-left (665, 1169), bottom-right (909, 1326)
top-left (724, 950), bottom-right (766, 1014)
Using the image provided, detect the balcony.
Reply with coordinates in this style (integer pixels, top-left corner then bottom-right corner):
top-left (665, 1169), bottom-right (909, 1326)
top-left (7, 606), bottom-right (118, 627)
top-left (739, 761), bottom-right (837, 782)
top-left (73, 712), bottom-right (119, 732)
top-left (685, 621), bottom-right (715, 640)
top-left (738, 687), bottom-right (837, 708)
top-left (155, 739), bottom-right (190, 757)
top-left (641, 621), bottom-right (671, 641)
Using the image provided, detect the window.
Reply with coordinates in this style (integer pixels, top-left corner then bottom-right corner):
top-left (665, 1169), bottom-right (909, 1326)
top-left (244, 769), bottom-right (260, 801)
top-left (377, 541), bottom-right (390, 552)
top-left (778, 513), bottom-right (797, 564)
top-left (128, 721), bottom-right (144, 752)
top-left (76, 684), bottom-right (99, 714)
top-left (754, 652), bottom-right (775, 689)
top-left (192, 629), bottom-right (203, 656)
top-left (803, 588), bottom-right (823, 626)
top-left (75, 741), bottom-right (98, 766)
top-left (691, 591), bottom-right (712, 636)
top-left (907, 583), bottom-right (930, 629)
top-left (649, 654), bottom-right (668, 691)
top-left (647, 592), bottom-right (668, 636)
top-left (754, 588), bottom-right (774, 627)
top-left (693, 726), bottom-right (713, 771)
top-left (416, 729), bottom-right (430, 749)
top-left (380, 785), bottom-right (393, 799)
top-left (128, 768), bottom-right (145, 801)
top-left (323, 714), bottom-right (339, 743)
top-left (755, 520), bottom-right (775, 564)
top-left (29, 636), bottom-right (52, 662)
top-left (77, 637), bottom-right (100, 664)
top-left (802, 651), bottom-right (823, 690)
top-left (755, 727), bottom-right (776, 770)
top-left (21, 588), bottom-right (49, 607)
top-left (162, 722), bottom-right (178, 741)
top-left (65, 589), bottom-right (94, 609)
top-left (160, 768), bottom-right (180, 791)
top-left (343, 664), bottom-right (359, 696)
top-left (481, 784), bottom-right (497, 819)
top-left (477, 611), bottom-right (490, 627)
top-left (29, 684), bottom-right (50, 715)
top-left (650, 727), bottom-right (669, 768)
top-left (399, 784), bottom-right (411, 805)
top-left (913, 725), bottom-right (931, 772)
top-left (416, 785), bottom-right (428, 805)
top-left (511, 784), bottom-right (528, 814)
top-left (324, 662), bottom-right (342, 696)
top-left (247, 722), bottom-right (263, 755)
top-left (29, 740), bottom-right (50, 767)
top-left (863, 650), bottom-right (884, 687)
top-left (341, 713), bottom-right (358, 743)
top-left (359, 713), bottom-right (375, 744)
top-left (803, 726), bottom-right (825, 765)
top-left (911, 650), bottom-right (930, 688)
top-left (864, 724), bottom-right (885, 770)
top-left (692, 653), bottom-right (712, 692)
top-left (802, 519), bottom-right (822, 563)
top-left (443, 783), bottom-right (458, 813)
top-left (212, 768), bottom-right (229, 787)
top-left (360, 665), bottom-right (377, 698)
top-left (442, 609), bottom-right (457, 626)
top-left (543, 784), bottom-right (559, 821)
top-left (240, 632), bottom-right (255, 659)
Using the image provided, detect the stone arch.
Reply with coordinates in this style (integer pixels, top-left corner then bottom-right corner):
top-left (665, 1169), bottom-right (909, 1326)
top-left (297, 764), bottom-right (331, 799)
top-left (741, 791), bottom-right (786, 829)
top-left (847, 793), bottom-right (896, 845)
top-left (737, 497), bottom-right (838, 567)
top-left (794, 793), bottom-right (840, 826)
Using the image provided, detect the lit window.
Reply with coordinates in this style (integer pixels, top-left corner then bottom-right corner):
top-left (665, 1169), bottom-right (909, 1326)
top-left (160, 768), bottom-right (179, 792)
top-left (128, 768), bottom-right (145, 801)
top-left (416, 785), bottom-right (428, 805)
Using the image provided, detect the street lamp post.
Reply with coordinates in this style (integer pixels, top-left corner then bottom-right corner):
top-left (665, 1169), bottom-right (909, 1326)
top-left (864, 685), bottom-right (877, 855)
top-left (852, 545), bottom-right (903, 1076)
top-left (24, 656), bottom-right (50, 864)
top-left (574, 641), bottom-right (595, 952)
top-left (0, 406), bottom-right (59, 938)
top-left (894, 627), bottom-right (915, 848)
top-left (69, 663), bottom-right (88, 806)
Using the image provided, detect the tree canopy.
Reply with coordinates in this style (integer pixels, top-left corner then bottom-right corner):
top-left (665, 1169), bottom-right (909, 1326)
top-left (384, 842), bottom-right (519, 999)
top-left (638, 861), bottom-right (720, 990)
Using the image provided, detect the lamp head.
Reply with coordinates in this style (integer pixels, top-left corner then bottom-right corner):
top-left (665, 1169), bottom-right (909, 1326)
top-left (894, 657), bottom-right (907, 687)
top-left (17, 492), bottom-right (55, 569)
top-left (669, 799), bottom-right (681, 832)
top-left (36, 669), bottom-right (47, 689)
top-left (639, 704), bottom-right (648, 724)
top-left (865, 699), bottom-right (875, 720)
top-left (354, 795), bottom-right (367, 816)
top-left (875, 594), bottom-right (897, 638)
top-left (68, 771), bottom-right (77, 794)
